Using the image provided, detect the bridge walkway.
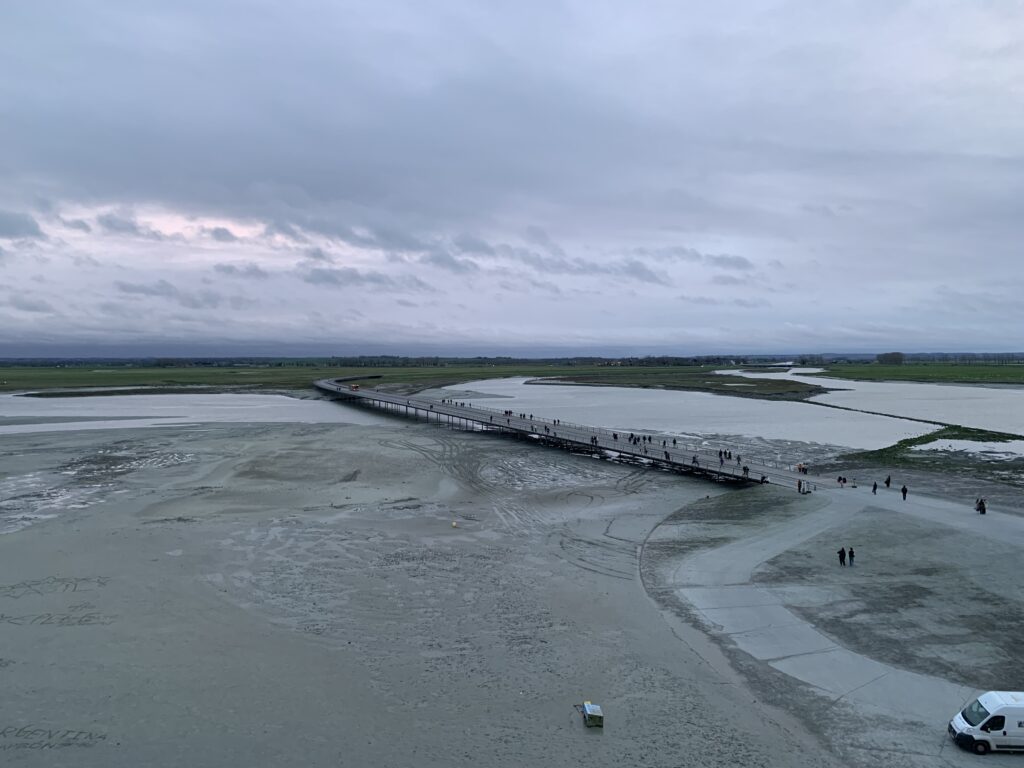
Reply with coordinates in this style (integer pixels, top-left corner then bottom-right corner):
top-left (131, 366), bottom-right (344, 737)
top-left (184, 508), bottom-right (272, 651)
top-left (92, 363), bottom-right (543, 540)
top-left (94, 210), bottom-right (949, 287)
top-left (314, 379), bottom-right (820, 491)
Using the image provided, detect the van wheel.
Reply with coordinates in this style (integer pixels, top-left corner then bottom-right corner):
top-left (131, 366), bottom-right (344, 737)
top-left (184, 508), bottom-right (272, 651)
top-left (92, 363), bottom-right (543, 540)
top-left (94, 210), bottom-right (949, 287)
top-left (973, 741), bottom-right (990, 755)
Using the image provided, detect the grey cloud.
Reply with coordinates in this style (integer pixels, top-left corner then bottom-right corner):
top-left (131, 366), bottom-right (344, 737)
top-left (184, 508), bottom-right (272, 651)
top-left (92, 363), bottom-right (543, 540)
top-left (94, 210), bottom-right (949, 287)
top-left (677, 295), bottom-right (721, 305)
top-left (453, 233), bottom-right (494, 255)
top-left (676, 294), bottom-right (769, 307)
top-left (2, 3), bottom-right (1022, 353)
top-left (62, 218), bottom-right (92, 232)
top-left (617, 259), bottom-right (663, 284)
top-left (304, 247), bottom-right (334, 263)
top-left (209, 226), bottom-right (238, 242)
top-left (396, 299), bottom-right (417, 307)
top-left (72, 254), bottom-right (101, 267)
top-left (263, 220), bottom-right (307, 242)
top-left (98, 300), bottom-right (136, 317)
top-left (711, 274), bottom-right (749, 286)
top-left (732, 297), bottom-right (770, 308)
top-left (524, 226), bottom-right (565, 257)
top-left (214, 262), bottom-right (269, 279)
top-left (8, 294), bottom-right (55, 313)
top-left (635, 246), bottom-right (751, 271)
top-left (798, 202), bottom-right (839, 218)
top-left (229, 295), bottom-right (260, 310)
top-left (419, 249), bottom-right (478, 274)
top-left (303, 250), bottom-right (331, 266)
top-left (98, 211), bottom-right (167, 240)
top-left (360, 225), bottom-right (430, 253)
top-left (637, 247), bottom-right (704, 263)
top-left (116, 279), bottom-right (223, 308)
top-left (300, 266), bottom-right (429, 292)
top-left (492, 243), bottom-right (667, 283)
top-left (706, 254), bottom-right (754, 271)
top-left (98, 212), bottom-right (144, 234)
top-left (33, 196), bottom-right (54, 213)
top-left (174, 290), bottom-right (223, 310)
top-left (116, 279), bottom-right (179, 298)
top-left (0, 210), bottom-right (43, 239)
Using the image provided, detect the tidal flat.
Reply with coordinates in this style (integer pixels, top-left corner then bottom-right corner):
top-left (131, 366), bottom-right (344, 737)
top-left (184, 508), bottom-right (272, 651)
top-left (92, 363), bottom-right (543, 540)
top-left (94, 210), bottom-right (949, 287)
top-left (0, 388), bottom-right (1020, 767)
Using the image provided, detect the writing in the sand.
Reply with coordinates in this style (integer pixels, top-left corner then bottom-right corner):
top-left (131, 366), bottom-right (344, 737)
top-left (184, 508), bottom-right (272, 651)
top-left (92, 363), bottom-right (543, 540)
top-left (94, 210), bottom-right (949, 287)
top-left (0, 612), bottom-right (116, 627)
top-left (0, 576), bottom-right (111, 600)
top-left (0, 725), bottom-right (107, 751)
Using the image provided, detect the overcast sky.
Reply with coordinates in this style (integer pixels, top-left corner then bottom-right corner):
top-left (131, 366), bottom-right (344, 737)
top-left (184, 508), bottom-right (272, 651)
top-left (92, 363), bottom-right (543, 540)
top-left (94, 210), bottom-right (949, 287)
top-left (2, 1), bottom-right (1023, 356)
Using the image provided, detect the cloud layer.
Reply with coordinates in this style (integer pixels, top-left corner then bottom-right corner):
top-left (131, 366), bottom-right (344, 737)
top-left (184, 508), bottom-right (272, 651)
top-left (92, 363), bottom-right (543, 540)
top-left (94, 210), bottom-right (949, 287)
top-left (1, 1), bottom-right (1023, 354)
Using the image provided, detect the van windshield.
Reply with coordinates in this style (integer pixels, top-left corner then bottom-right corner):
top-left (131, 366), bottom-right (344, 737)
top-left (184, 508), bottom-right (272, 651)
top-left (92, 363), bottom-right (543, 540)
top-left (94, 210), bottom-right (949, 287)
top-left (961, 698), bottom-right (991, 727)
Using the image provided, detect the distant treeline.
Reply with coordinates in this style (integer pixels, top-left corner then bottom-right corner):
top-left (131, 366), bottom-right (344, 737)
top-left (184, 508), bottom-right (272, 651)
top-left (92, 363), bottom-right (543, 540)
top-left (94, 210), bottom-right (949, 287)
top-left (0, 353), bottom-right (1021, 368)
top-left (877, 352), bottom-right (1024, 365)
top-left (0, 355), bottom-right (787, 368)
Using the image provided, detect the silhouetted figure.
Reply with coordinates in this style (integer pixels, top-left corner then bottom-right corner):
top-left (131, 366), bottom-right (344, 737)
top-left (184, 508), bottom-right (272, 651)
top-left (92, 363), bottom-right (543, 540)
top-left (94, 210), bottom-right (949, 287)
top-left (837, 548), bottom-right (846, 566)
top-left (872, 481), bottom-right (877, 495)
top-left (884, 475), bottom-right (891, 488)
top-left (901, 484), bottom-right (908, 500)
top-left (848, 547), bottom-right (855, 566)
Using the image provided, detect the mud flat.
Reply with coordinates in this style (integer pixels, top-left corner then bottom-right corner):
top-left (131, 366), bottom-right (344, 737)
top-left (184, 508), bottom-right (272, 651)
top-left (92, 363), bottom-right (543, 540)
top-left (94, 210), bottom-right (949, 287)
top-left (644, 483), bottom-right (1024, 767)
top-left (0, 416), bottom-right (838, 767)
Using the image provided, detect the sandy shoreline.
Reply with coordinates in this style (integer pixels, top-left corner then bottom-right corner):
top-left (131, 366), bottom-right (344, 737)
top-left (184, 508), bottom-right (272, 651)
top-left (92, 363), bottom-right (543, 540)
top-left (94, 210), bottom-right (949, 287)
top-left (0, 403), bottom-right (1019, 765)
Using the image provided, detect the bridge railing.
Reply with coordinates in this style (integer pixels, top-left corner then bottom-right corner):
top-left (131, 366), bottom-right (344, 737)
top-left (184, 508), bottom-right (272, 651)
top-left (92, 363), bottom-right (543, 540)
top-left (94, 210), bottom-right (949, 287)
top-left (321, 380), bottom-right (803, 474)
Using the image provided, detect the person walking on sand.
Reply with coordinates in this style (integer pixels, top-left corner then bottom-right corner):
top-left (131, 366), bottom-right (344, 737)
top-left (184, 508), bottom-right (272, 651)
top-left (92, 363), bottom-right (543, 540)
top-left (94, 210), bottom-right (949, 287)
top-left (848, 547), bottom-right (855, 567)
top-left (901, 484), bottom-right (908, 500)
top-left (837, 547), bottom-right (846, 566)
top-left (885, 475), bottom-right (891, 489)
top-left (872, 481), bottom-right (877, 495)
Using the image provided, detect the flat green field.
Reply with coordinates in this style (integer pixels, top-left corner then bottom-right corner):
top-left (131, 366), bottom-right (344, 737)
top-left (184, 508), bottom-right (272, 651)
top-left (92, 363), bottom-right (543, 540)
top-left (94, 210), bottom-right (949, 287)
top-left (3, 361), bottom-right (1018, 399)
top-left (0, 363), bottom-right (825, 400)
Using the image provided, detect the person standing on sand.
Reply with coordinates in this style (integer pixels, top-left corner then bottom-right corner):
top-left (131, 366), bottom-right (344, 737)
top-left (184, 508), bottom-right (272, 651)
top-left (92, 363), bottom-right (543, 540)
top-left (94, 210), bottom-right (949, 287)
top-left (901, 484), bottom-right (908, 500)
top-left (885, 475), bottom-right (891, 488)
top-left (837, 548), bottom-right (846, 566)
top-left (872, 481), bottom-right (877, 495)
top-left (848, 547), bottom-right (855, 566)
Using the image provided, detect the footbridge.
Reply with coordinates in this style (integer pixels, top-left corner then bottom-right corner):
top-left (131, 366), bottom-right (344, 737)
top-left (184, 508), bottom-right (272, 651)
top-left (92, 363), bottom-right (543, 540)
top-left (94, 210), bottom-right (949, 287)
top-left (314, 379), bottom-right (816, 490)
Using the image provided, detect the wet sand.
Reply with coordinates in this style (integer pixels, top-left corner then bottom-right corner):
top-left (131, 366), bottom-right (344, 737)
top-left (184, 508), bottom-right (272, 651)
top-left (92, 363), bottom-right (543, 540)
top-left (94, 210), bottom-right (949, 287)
top-left (2, 403), bottom-right (1020, 766)
top-left (0, 419), bottom-right (835, 767)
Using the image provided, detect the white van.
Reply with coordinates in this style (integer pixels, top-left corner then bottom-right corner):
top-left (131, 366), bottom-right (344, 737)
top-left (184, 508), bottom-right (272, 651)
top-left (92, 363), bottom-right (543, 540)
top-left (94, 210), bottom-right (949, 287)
top-left (949, 691), bottom-right (1024, 754)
